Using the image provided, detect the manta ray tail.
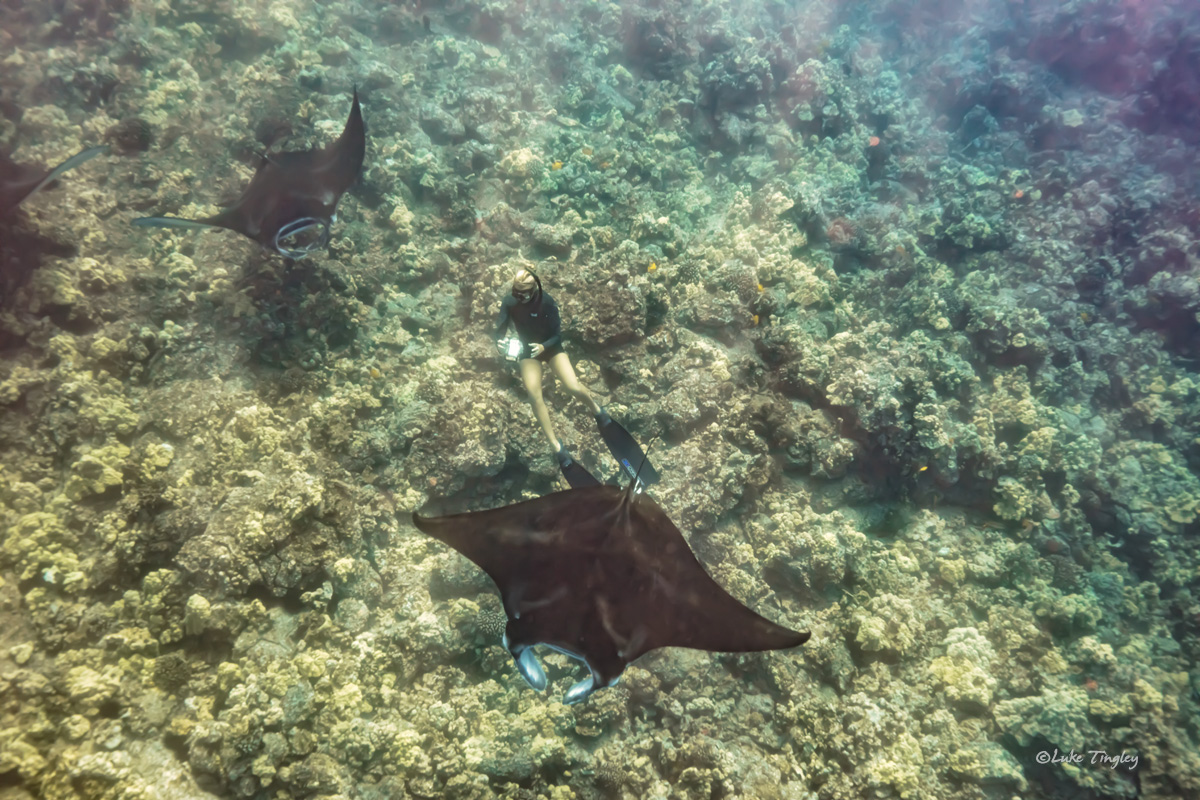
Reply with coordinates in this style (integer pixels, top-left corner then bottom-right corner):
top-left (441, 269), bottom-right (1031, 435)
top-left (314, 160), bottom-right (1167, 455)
top-left (131, 216), bottom-right (219, 231)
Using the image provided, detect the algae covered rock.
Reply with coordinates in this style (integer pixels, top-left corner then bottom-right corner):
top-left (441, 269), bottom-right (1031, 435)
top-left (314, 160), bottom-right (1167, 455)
top-left (945, 741), bottom-right (1026, 789)
top-left (865, 730), bottom-right (925, 799)
top-left (928, 627), bottom-right (997, 712)
top-left (853, 592), bottom-right (921, 657)
top-left (994, 685), bottom-right (1094, 753)
top-left (65, 441), bottom-right (130, 501)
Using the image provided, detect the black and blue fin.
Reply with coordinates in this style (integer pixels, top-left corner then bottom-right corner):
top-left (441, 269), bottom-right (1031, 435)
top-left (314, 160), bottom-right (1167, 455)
top-left (595, 411), bottom-right (660, 486)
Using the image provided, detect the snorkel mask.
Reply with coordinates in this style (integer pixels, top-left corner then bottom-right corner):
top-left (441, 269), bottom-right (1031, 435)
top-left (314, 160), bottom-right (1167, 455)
top-left (513, 270), bottom-right (543, 305)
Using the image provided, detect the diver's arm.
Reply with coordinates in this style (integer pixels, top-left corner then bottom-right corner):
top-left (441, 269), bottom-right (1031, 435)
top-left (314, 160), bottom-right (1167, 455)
top-left (540, 301), bottom-right (562, 349)
top-left (493, 299), bottom-right (512, 340)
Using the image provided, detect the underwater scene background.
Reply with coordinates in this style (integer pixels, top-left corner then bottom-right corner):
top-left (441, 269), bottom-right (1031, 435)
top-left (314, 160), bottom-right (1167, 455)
top-left (2, 0), bottom-right (1200, 798)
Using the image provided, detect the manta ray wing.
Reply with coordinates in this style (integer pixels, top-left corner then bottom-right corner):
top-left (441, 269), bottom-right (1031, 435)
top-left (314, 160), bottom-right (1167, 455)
top-left (0, 146), bottom-right (107, 217)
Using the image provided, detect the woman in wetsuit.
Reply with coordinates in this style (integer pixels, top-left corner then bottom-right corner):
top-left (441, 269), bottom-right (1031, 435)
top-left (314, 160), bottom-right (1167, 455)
top-left (494, 268), bottom-right (603, 465)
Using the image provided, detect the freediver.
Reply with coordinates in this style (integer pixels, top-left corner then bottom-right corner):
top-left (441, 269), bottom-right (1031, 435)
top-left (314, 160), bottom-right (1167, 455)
top-left (493, 267), bottom-right (659, 487)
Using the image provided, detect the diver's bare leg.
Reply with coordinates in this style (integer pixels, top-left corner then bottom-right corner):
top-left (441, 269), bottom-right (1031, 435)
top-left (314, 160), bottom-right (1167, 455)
top-left (520, 357), bottom-right (560, 452)
top-left (547, 352), bottom-right (602, 416)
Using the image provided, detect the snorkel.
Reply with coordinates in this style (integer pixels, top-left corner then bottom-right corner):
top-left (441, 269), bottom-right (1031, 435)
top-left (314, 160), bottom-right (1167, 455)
top-left (528, 270), bottom-right (543, 308)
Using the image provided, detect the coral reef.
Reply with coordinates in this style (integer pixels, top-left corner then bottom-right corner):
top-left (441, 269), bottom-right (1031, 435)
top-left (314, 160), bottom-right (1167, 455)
top-left (2, 1), bottom-right (1199, 799)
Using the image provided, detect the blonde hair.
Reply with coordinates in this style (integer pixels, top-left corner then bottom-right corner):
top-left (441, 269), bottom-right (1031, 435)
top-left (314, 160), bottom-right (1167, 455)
top-left (512, 269), bottom-right (536, 291)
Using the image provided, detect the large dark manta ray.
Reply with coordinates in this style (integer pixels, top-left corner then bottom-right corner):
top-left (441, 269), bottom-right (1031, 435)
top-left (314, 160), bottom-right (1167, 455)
top-left (133, 90), bottom-right (365, 259)
top-left (413, 480), bottom-right (809, 704)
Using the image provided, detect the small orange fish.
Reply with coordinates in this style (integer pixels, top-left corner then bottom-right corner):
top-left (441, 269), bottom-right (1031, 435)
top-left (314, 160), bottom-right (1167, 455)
top-left (868, 136), bottom-right (881, 147)
top-left (1012, 189), bottom-right (1024, 199)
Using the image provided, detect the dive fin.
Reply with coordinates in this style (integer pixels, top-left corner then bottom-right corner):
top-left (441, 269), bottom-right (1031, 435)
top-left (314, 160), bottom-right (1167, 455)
top-left (557, 447), bottom-right (601, 488)
top-left (596, 412), bottom-right (660, 485)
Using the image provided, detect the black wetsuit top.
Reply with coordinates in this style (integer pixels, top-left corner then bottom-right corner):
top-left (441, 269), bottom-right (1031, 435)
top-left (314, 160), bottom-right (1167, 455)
top-left (494, 291), bottom-right (563, 360)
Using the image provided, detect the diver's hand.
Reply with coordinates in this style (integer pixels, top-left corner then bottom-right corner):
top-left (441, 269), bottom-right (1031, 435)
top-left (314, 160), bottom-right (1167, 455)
top-left (496, 338), bottom-right (507, 352)
top-left (529, 343), bottom-right (544, 358)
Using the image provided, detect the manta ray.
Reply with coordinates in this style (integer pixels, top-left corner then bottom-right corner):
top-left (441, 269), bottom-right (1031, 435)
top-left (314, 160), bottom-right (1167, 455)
top-left (2, 145), bottom-right (107, 306)
top-left (133, 90), bottom-right (365, 258)
top-left (413, 481), bottom-right (809, 704)
top-left (0, 145), bottom-right (107, 218)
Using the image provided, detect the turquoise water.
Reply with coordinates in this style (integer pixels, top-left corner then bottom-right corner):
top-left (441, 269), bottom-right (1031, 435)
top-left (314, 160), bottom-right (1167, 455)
top-left (1, 1), bottom-right (1198, 798)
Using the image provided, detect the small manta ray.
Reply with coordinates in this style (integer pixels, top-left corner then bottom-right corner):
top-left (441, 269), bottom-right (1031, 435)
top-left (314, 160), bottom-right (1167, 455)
top-left (0, 145), bottom-right (108, 218)
top-left (133, 90), bottom-right (365, 259)
top-left (412, 480), bottom-right (810, 704)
